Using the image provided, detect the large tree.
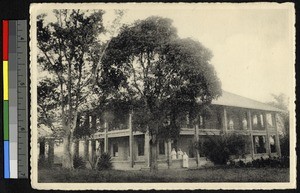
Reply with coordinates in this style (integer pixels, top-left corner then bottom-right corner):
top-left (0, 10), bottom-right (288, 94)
top-left (37, 10), bottom-right (108, 168)
top-left (103, 16), bottom-right (222, 170)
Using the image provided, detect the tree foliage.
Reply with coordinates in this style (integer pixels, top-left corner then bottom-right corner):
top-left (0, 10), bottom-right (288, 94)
top-left (103, 16), bottom-right (222, 170)
top-left (103, 16), bottom-right (222, 140)
top-left (37, 9), bottom-right (108, 168)
top-left (37, 78), bottom-right (60, 133)
top-left (97, 152), bottom-right (113, 171)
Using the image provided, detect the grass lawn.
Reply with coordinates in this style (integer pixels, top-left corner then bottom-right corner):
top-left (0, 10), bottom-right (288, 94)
top-left (38, 166), bottom-right (289, 183)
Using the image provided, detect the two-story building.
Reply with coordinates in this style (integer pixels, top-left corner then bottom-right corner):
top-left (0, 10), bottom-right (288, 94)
top-left (89, 91), bottom-right (284, 170)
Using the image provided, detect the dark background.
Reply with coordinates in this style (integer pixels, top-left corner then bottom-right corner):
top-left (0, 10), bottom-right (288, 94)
top-left (0, 0), bottom-right (298, 192)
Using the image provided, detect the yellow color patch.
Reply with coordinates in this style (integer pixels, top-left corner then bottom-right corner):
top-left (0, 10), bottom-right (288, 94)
top-left (3, 61), bottom-right (8, 100)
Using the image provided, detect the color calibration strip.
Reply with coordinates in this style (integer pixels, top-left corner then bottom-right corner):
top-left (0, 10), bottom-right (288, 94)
top-left (2, 20), bottom-right (28, 179)
top-left (3, 20), bottom-right (10, 179)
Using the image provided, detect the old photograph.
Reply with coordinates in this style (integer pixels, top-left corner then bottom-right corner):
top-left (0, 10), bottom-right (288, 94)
top-left (30, 3), bottom-right (296, 190)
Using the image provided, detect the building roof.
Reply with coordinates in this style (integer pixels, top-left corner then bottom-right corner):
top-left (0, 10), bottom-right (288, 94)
top-left (212, 91), bottom-right (285, 112)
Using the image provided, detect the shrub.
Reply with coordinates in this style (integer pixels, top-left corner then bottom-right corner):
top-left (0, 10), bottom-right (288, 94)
top-left (199, 134), bottom-right (248, 165)
top-left (38, 157), bottom-right (52, 169)
top-left (251, 156), bottom-right (289, 168)
top-left (280, 156), bottom-right (289, 168)
top-left (280, 135), bottom-right (289, 157)
top-left (97, 152), bottom-right (113, 171)
top-left (226, 134), bottom-right (248, 158)
top-left (73, 155), bottom-right (85, 169)
top-left (199, 135), bottom-right (229, 165)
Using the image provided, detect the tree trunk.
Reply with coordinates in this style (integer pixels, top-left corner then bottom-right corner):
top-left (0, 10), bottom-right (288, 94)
top-left (48, 139), bottom-right (55, 166)
top-left (62, 133), bottom-right (73, 169)
top-left (90, 140), bottom-right (96, 168)
top-left (149, 137), bottom-right (158, 171)
top-left (39, 138), bottom-right (45, 159)
top-left (167, 139), bottom-right (171, 168)
top-left (83, 139), bottom-right (89, 161)
top-left (73, 139), bottom-right (79, 158)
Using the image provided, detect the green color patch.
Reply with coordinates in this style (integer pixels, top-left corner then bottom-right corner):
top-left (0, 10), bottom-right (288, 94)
top-left (3, 101), bottom-right (9, 140)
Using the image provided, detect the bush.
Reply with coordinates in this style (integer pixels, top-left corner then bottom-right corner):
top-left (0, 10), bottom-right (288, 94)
top-left (38, 157), bottom-right (52, 169)
top-left (200, 135), bottom-right (230, 165)
top-left (231, 156), bottom-right (290, 168)
top-left (226, 134), bottom-right (248, 158)
top-left (280, 156), bottom-right (289, 168)
top-left (73, 155), bottom-right (85, 169)
top-left (280, 135), bottom-right (289, 157)
top-left (97, 152), bottom-right (113, 171)
top-left (251, 156), bottom-right (289, 168)
top-left (199, 134), bottom-right (248, 165)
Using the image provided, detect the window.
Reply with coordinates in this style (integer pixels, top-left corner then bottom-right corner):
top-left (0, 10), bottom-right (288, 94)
top-left (137, 138), bottom-right (144, 156)
top-left (89, 115), bottom-right (92, 128)
top-left (98, 140), bottom-right (104, 155)
top-left (203, 110), bottom-right (219, 129)
top-left (228, 118), bottom-right (234, 130)
top-left (242, 118), bottom-right (248, 130)
top-left (96, 118), bottom-right (101, 131)
top-left (113, 143), bottom-right (118, 157)
top-left (266, 113), bottom-right (274, 127)
top-left (159, 140), bottom-right (165, 155)
top-left (269, 135), bottom-right (276, 153)
top-left (253, 135), bottom-right (267, 154)
top-left (199, 115), bottom-right (203, 127)
top-left (260, 114), bottom-right (264, 127)
top-left (253, 113), bottom-right (265, 130)
top-left (253, 115), bottom-right (258, 126)
top-left (186, 114), bottom-right (190, 126)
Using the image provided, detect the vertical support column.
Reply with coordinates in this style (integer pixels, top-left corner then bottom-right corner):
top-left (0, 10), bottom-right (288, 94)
top-left (195, 123), bottom-right (200, 167)
top-left (39, 138), bottom-right (46, 160)
top-left (263, 112), bottom-right (271, 157)
top-left (48, 138), bottom-right (54, 166)
top-left (247, 110), bottom-right (255, 159)
top-left (144, 130), bottom-right (150, 167)
top-left (167, 140), bottom-right (172, 167)
top-left (273, 113), bottom-right (282, 157)
top-left (83, 113), bottom-right (90, 161)
top-left (95, 139), bottom-right (99, 156)
top-left (223, 107), bottom-right (228, 134)
top-left (129, 112), bottom-right (134, 168)
top-left (104, 123), bottom-right (108, 153)
top-left (91, 139), bottom-right (96, 162)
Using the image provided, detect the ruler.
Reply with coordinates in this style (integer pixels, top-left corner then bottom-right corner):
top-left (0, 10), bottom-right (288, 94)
top-left (2, 20), bottom-right (28, 179)
top-left (16, 20), bottom-right (28, 179)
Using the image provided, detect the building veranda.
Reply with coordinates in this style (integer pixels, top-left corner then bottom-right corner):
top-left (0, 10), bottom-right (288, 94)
top-left (39, 91), bottom-right (284, 170)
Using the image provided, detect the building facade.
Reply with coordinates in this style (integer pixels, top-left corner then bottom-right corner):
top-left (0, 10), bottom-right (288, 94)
top-left (89, 91), bottom-right (284, 170)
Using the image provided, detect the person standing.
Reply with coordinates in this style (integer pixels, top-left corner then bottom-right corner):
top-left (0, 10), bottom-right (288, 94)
top-left (183, 152), bottom-right (189, 168)
top-left (177, 148), bottom-right (183, 159)
top-left (171, 148), bottom-right (177, 160)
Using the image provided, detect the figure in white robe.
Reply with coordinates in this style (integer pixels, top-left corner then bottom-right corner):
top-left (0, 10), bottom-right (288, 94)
top-left (183, 152), bottom-right (189, 168)
top-left (177, 149), bottom-right (183, 159)
top-left (171, 148), bottom-right (177, 160)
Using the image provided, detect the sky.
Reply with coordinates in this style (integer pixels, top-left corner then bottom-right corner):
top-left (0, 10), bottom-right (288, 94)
top-left (37, 3), bottom-right (295, 104)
